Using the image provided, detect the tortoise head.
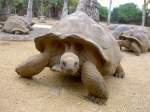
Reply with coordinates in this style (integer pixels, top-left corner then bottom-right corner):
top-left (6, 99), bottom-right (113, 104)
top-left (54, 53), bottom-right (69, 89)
top-left (11, 27), bottom-right (29, 34)
top-left (60, 52), bottom-right (79, 75)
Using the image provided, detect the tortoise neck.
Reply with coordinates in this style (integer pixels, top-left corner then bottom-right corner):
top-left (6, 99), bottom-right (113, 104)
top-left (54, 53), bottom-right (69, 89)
top-left (117, 39), bottom-right (130, 48)
top-left (64, 43), bottom-right (78, 54)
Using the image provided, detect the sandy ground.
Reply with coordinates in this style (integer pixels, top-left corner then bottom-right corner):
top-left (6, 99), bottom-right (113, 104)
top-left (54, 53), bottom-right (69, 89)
top-left (0, 41), bottom-right (150, 112)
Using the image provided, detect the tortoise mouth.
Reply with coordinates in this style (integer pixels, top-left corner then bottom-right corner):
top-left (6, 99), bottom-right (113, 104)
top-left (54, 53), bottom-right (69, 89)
top-left (60, 65), bottom-right (79, 76)
top-left (61, 69), bottom-right (77, 75)
top-left (60, 63), bottom-right (79, 75)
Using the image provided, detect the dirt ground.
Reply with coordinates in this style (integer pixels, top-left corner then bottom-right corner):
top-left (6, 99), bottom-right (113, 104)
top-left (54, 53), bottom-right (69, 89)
top-left (0, 41), bottom-right (150, 112)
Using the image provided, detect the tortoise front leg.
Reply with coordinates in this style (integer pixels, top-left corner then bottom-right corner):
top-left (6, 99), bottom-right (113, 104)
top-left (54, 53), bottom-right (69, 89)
top-left (114, 64), bottom-right (125, 78)
top-left (117, 39), bottom-right (130, 50)
top-left (148, 48), bottom-right (150, 52)
top-left (81, 61), bottom-right (108, 104)
top-left (130, 42), bottom-right (141, 56)
top-left (15, 52), bottom-right (49, 78)
top-left (51, 64), bottom-right (62, 72)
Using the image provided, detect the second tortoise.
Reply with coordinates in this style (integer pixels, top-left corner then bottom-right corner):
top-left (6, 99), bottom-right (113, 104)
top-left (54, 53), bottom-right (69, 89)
top-left (118, 29), bottom-right (150, 56)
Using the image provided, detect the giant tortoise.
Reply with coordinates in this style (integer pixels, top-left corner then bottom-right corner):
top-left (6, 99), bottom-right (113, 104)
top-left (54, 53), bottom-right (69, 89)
top-left (118, 29), bottom-right (150, 56)
top-left (137, 27), bottom-right (150, 40)
top-left (108, 24), bottom-right (118, 30)
top-left (15, 11), bottom-right (125, 104)
top-left (1, 15), bottom-right (33, 34)
top-left (111, 25), bottom-right (135, 39)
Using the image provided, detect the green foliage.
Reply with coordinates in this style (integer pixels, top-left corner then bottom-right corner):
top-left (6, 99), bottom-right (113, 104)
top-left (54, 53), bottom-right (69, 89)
top-left (69, 0), bottom-right (79, 6)
top-left (97, 3), bottom-right (108, 21)
top-left (0, 0), bottom-right (12, 10)
top-left (49, 0), bottom-right (62, 7)
top-left (0, 0), bottom-right (76, 17)
top-left (0, 0), bottom-right (147, 25)
top-left (12, 0), bottom-right (27, 14)
top-left (68, 0), bottom-right (79, 13)
top-left (111, 3), bottom-right (142, 24)
top-left (0, 0), bottom-right (3, 9)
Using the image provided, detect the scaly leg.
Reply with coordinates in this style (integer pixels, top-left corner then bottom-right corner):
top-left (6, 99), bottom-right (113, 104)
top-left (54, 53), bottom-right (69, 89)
top-left (15, 52), bottom-right (49, 78)
top-left (113, 64), bottom-right (125, 78)
top-left (51, 64), bottom-right (62, 72)
top-left (117, 40), bottom-right (130, 49)
top-left (81, 61), bottom-right (108, 104)
top-left (148, 48), bottom-right (150, 52)
top-left (130, 42), bottom-right (141, 56)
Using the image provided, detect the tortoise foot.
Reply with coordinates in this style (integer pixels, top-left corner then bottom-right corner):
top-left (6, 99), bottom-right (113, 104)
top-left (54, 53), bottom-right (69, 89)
top-left (114, 64), bottom-right (125, 78)
top-left (81, 61), bottom-right (109, 105)
top-left (87, 94), bottom-right (107, 105)
top-left (16, 53), bottom-right (49, 77)
top-left (113, 71), bottom-right (125, 78)
top-left (134, 52), bottom-right (140, 56)
top-left (51, 64), bottom-right (61, 72)
top-left (18, 75), bottom-right (33, 79)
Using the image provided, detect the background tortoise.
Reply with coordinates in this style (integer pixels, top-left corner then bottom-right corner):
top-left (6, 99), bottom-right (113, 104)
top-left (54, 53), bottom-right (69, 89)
top-left (137, 27), bottom-right (150, 40)
top-left (118, 29), bottom-right (150, 56)
top-left (15, 11), bottom-right (125, 104)
top-left (1, 15), bottom-right (33, 34)
top-left (107, 24), bottom-right (118, 30)
top-left (110, 25), bottom-right (135, 39)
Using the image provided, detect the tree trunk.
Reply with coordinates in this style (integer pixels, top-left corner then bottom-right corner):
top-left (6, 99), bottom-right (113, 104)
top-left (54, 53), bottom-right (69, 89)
top-left (61, 0), bottom-right (68, 18)
top-left (40, 0), bottom-right (44, 16)
top-left (142, 0), bottom-right (146, 26)
top-left (48, 7), bottom-right (52, 17)
top-left (76, 0), bottom-right (100, 22)
top-left (107, 0), bottom-right (112, 25)
top-left (27, 0), bottom-right (33, 23)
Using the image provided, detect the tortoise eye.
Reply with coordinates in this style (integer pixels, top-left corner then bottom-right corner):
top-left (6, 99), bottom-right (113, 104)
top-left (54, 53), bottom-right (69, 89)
top-left (62, 61), bottom-right (66, 66)
top-left (74, 62), bottom-right (78, 66)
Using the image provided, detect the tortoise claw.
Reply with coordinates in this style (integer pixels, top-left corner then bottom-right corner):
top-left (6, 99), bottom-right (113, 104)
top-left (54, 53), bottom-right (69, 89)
top-left (113, 71), bottom-right (125, 78)
top-left (86, 94), bottom-right (107, 105)
top-left (114, 65), bottom-right (125, 78)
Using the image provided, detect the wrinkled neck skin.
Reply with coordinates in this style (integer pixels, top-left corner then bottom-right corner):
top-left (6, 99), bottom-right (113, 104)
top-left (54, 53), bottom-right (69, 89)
top-left (64, 43), bottom-right (78, 54)
top-left (117, 39), bottom-right (131, 49)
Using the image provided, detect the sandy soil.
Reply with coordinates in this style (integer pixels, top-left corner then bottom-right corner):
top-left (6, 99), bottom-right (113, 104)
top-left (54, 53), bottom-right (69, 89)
top-left (0, 41), bottom-right (150, 112)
